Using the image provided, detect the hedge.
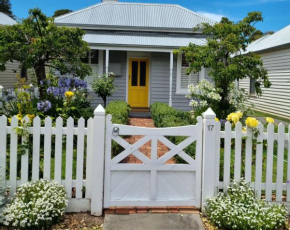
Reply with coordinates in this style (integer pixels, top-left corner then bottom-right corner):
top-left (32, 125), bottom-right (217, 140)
top-left (105, 101), bottom-right (131, 125)
top-left (106, 101), bottom-right (131, 156)
top-left (150, 102), bottom-right (195, 163)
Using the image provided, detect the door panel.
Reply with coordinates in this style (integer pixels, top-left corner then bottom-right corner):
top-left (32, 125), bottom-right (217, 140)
top-left (128, 59), bottom-right (149, 108)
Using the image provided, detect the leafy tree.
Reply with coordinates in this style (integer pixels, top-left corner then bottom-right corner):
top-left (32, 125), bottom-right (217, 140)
top-left (91, 73), bottom-right (116, 108)
top-left (0, 8), bottom-right (92, 89)
top-left (250, 29), bottom-right (264, 42)
top-left (0, 0), bottom-right (14, 19)
top-left (179, 12), bottom-right (271, 118)
top-left (52, 9), bottom-right (72, 18)
top-left (264, 31), bottom-right (274, 35)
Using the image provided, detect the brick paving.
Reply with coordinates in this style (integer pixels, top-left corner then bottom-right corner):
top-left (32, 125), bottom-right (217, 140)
top-left (104, 206), bottom-right (200, 215)
top-left (122, 118), bottom-right (175, 164)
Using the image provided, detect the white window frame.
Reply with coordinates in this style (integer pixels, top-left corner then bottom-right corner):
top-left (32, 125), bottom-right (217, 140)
top-left (176, 54), bottom-right (205, 95)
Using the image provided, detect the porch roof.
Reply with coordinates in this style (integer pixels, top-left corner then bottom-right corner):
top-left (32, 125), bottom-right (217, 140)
top-left (84, 31), bottom-right (206, 49)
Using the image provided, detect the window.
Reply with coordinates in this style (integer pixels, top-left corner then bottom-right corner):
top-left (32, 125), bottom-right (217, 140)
top-left (81, 49), bottom-right (99, 89)
top-left (176, 54), bottom-right (203, 94)
top-left (249, 78), bottom-right (256, 95)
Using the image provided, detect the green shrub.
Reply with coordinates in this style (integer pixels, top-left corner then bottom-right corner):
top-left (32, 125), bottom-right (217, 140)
top-left (106, 101), bottom-right (131, 156)
top-left (206, 179), bottom-right (288, 230)
top-left (106, 101), bottom-right (130, 125)
top-left (0, 176), bottom-right (8, 223)
top-left (150, 102), bottom-right (196, 163)
top-left (3, 179), bottom-right (67, 229)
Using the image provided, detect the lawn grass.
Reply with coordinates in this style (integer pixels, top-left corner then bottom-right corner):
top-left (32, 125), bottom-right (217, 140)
top-left (249, 109), bottom-right (290, 124)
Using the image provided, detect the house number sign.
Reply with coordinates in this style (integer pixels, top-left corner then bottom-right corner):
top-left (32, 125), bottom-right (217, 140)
top-left (207, 125), bottom-right (214, 131)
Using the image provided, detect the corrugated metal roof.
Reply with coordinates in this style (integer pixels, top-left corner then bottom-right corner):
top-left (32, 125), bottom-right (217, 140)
top-left (83, 31), bottom-right (206, 48)
top-left (245, 24), bottom-right (290, 52)
top-left (55, 2), bottom-right (215, 29)
top-left (0, 12), bottom-right (16, 25)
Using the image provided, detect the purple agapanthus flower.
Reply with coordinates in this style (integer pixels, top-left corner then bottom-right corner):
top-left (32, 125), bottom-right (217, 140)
top-left (37, 100), bottom-right (52, 112)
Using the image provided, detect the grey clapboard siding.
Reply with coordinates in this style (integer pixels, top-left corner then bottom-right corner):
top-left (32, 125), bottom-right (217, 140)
top-left (0, 62), bottom-right (21, 88)
top-left (239, 47), bottom-right (290, 118)
top-left (150, 52), bottom-right (191, 111)
top-left (91, 51), bottom-right (127, 107)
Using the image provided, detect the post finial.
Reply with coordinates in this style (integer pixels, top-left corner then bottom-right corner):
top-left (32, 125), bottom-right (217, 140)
top-left (94, 104), bottom-right (105, 116)
top-left (202, 108), bottom-right (216, 119)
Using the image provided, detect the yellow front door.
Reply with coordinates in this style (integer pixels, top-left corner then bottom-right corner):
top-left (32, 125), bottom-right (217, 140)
top-left (128, 58), bottom-right (149, 108)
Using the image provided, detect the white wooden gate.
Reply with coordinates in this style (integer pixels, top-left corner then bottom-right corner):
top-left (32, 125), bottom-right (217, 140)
top-left (104, 115), bottom-right (203, 208)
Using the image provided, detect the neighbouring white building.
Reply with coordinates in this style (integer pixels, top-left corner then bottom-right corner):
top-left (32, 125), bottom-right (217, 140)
top-left (239, 24), bottom-right (290, 118)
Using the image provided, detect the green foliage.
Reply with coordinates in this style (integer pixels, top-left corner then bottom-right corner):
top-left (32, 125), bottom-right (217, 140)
top-left (0, 175), bottom-right (8, 223)
top-left (206, 179), bottom-right (287, 230)
top-left (3, 179), bottom-right (68, 229)
top-left (0, 0), bottom-right (14, 19)
top-left (150, 102), bottom-right (196, 163)
top-left (105, 101), bottom-right (130, 125)
top-left (2, 74), bottom-right (93, 122)
top-left (91, 73), bottom-right (116, 108)
top-left (0, 8), bottom-right (92, 85)
top-left (178, 12), bottom-right (271, 118)
top-left (52, 9), bottom-right (72, 18)
top-left (105, 101), bottom-right (130, 157)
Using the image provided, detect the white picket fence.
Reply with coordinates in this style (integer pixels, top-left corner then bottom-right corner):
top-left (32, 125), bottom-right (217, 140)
top-left (203, 109), bottom-right (290, 212)
top-left (0, 105), bottom-right (290, 216)
top-left (0, 105), bottom-right (106, 216)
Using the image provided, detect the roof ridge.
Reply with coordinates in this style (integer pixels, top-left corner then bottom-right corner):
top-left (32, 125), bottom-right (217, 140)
top-left (176, 5), bottom-right (216, 23)
top-left (55, 2), bottom-right (106, 20)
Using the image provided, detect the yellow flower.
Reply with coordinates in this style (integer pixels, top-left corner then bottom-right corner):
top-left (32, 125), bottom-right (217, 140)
top-left (215, 118), bottom-right (219, 122)
top-left (242, 127), bottom-right (247, 132)
top-left (266, 117), bottom-right (275, 124)
top-left (65, 91), bottom-right (74, 98)
top-left (16, 114), bottom-right (22, 121)
top-left (226, 113), bottom-right (235, 121)
top-left (8, 118), bottom-right (12, 123)
top-left (245, 117), bottom-right (259, 128)
top-left (231, 114), bottom-right (240, 125)
top-left (26, 114), bottom-right (35, 122)
top-left (236, 111), bottom-right (243, 119)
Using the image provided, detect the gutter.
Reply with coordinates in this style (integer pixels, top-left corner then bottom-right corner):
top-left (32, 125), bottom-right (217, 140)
top-left (54, 23), bottom-right (203, 35)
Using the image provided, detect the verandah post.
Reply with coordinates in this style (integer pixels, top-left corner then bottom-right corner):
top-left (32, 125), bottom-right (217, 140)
top-left (201, 108), bottom-right (217, 213)
top-left (90, 105), bottom-right (106, 216)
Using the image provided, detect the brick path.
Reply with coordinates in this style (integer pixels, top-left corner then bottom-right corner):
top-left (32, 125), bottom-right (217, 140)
top-left (122, 118), bottom-right (174, 164)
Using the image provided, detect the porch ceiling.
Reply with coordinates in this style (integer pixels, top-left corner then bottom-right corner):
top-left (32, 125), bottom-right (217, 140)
top-left (84, 31), bottom-right (206, 48)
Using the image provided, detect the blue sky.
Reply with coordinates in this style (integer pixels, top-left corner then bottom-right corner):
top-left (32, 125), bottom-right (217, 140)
top-left (11, 0), bottom-right (290, 32)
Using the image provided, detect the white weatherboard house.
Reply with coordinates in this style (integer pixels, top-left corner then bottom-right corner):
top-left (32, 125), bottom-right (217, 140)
top-left (239, 24), bottom-right (290, 118)
top-left (55, 0), bottom-right (215, 110)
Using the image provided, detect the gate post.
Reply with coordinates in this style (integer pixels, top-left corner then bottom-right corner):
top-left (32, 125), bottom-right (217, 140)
top-left (201, 108), bottom-right (217, 213)
top-left (91, 105), bottom-right (106, 216)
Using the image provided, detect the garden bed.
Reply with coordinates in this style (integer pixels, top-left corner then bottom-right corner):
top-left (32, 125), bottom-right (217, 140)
top-left (0, 213), bottom-right (104, 230)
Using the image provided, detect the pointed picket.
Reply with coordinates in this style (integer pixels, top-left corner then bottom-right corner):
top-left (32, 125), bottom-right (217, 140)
top-left (54, 117), bottom-right (63, 184)
top-left (276, 123), bottom-right (285, 202)
top-left (234, 122), bottom-right (242, 181)
top-left (215, 121), bottom-right (221, 193)
top-left (255, 122), bottom-right (264, 199)
top-left (76, 118), bottom-right (85, 199)
top-left (20, 116), bottom-right (30, 185)
top-left (287, 125), bottom-right (290, 202)
top-left (32, 116), bottom-right (41, 181)
top-left (43, 117), bottom-right (52, 180)
top-left (65, 117), bottom-right (74, 198)
top-left (244, 127), bottom-right (253, 183)
top-left (86, 117), bottom-right (94, 199)
top-left (10, 116), bottom-right (18, 197)
top-left (223, 121), bottom-right (232, 192)
top-left (0, 116), bottom-right (7, 181)
top-left (265, 123), bottom-right (274, 201)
